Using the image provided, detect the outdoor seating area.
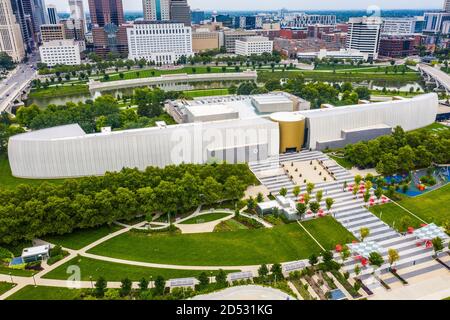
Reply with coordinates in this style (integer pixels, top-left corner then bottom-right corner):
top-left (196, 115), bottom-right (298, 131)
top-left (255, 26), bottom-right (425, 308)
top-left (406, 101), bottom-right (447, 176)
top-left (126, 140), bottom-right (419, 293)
top-left (282, 160), bottom-right (334, 186)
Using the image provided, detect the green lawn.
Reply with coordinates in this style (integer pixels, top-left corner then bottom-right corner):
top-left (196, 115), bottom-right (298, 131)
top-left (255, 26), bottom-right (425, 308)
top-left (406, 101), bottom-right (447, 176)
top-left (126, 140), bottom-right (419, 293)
top-left (413, 122), bottom-right (450, 135)
top-left (369, 205), bottom-right (423, 232)
top-left (88, 219), bottom-right (354, 266)
top-left (0, 155), bottom-right (65, 189)
top-left (329, 155), bottom-right (353, 170)
top-left (183, 88), bottom-right (229, 98)
top-left (370, 183), bottom-right (450, 228)
top-left (302, 216), bottom-right (357, 249)
top-left (7, 285), bottom-right (83, 300)
top-left (214, 218), bottom-right (249, 232)
top-left (0, 266), bottom-right (37, 277)
top-left (43, 225), bottom-right (123, 250)
top-left (28, 84), bottom-right (89, 99)
top-left (0, 282), bottom-right (15, 295)
top-left (43, 256), bottom-right (238, 281)
top-left (104, 66), bottom-right (242, 82)
top-left (179, 212), bottom-right (231, 224)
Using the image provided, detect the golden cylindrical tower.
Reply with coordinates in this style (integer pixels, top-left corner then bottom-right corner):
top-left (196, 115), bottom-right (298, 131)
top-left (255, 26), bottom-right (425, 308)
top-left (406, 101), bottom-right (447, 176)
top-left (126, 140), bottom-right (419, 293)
top-left (270, 112), bottom-right (306, 153)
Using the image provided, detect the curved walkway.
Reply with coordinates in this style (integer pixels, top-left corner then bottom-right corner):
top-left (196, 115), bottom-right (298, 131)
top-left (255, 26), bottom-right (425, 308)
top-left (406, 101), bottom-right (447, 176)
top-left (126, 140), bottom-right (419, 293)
top-left (190, 285), bottom-right (296, 300)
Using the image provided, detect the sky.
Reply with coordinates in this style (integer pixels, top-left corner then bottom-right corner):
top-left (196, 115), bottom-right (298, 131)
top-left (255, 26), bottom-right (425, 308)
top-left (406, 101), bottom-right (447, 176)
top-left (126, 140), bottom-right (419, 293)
top-left (46, 0), bottom-right (443, 13)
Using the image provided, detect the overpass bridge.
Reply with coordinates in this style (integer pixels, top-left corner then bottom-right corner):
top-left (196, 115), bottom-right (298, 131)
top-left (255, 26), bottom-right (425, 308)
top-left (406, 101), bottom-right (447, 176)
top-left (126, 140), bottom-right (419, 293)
top-left (418, 63), bottom-right (450, 94)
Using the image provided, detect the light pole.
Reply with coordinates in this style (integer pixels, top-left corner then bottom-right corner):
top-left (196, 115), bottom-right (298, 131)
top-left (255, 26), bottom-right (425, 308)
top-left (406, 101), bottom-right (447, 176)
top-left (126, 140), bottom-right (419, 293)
top-left (89, 276), bottom-right (93, 289)
top-left (9, 272), bottom-right (13, 284)
top-left (32, 274), bottom-right (37, 287)
top-left (150, 276), bottom-right (153, 289)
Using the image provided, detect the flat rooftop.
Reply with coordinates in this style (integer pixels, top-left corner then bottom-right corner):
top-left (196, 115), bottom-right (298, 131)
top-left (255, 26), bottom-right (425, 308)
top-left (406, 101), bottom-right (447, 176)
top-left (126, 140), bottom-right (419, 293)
top-left (251, 93), bottom-right (293, 105)
top-left (185, 104), bottom-right (237, 117)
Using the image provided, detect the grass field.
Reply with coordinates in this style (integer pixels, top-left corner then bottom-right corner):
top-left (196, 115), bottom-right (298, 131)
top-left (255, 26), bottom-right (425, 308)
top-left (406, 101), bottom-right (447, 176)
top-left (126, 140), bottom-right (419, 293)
top-left (0, 155), bottom-right (66, 189)
top-left (329, 155), bottom-right (353, 170)
top-left (0, 266), bottom-right (37, 277)
top-left (370, 184), bottom-right (450, 229)
top-left (179, 212), bottom-right (231, 224)
top-left (0, 282), bottom-right (15, 295)
top-left (88, 218), bottom-right (355, 266)
top-left (302, 216), bottom-right (357, 249)
top-left (369, 205), bottom-right (424, 232)
top-left (183, 88), bottom-right (229, 98)
top-left (214, 218), bottom-right (249, 232)
top-left (7, 285), bottom-right (83, 300)
top-left (43, 256), bottom-right (238, 281)
top-left (28, 84), bottom-right (89, 99)
top-left (43, 225), bottom-right (123, 250)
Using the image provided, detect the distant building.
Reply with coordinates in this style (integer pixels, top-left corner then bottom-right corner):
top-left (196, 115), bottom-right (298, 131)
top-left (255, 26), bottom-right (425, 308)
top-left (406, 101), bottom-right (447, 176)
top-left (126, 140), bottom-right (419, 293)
top-left (69, 0), bottom-right (87, 33)
top-left (0, 0), bottom-right (25, 62)
top-left (279, 28), bottom-right (308, 40)
top-left (39, 39), bottom-right (82, 66)
top-left (191, 9), bottom-right (205, 24)
top-left (192, 29), bottom-right (219, 52)
top-left (212, 14), bottom-right (234, 28)
top-left (46, 4), bottom-right (58, 25)
top-left (381, 17), bottom-right (417, 35)
top-left (379, 36), bottom-right (418, 58)
top-left (224, 30), bottom-right (257, 53)
top-left (445, 0), bottom-right (450, 13)
top-left (346, 17), bottom-right (382, 60)
top-left (10, 0), bottom-right (33, 51)
top-left (62, 18), bottom-right (86, 41)
top-left (297, 49), bottom-right (369, 62)
top-left (40, 24), bottom-right (65, 42)
top-left (88, 0), bottom-right (128, 57)
top-left (283, 13), bottom-right (336, 28)
top-left (237, 16), bottom-right (263, 30)
top-left (127, 21), bottom-right (193, 64)
top-left (235, 36), bottom-right (273, 56)
top-left (170, 0), bottom-right (191, 26)
top-left (143, 0), bottom-right (171, 21)
top-left (423, 12), bottom-right (450, 34)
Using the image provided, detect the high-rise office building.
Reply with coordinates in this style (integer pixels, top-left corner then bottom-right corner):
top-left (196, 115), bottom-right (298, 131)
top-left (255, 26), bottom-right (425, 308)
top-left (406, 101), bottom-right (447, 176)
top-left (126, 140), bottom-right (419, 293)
top-left (170, 0), bottom-right (191, 26)
top-left (10, 0), bottom-right (33, 51)
top-left (40, 24), bottom-right (65, 42)
top-left (127, 21), bottom-right (193, 64)
top-left (346, 17), bottom-right (382, 60)
top-left (62, 18), bottom-right (86, 41)
top-left (88, 0), bottom-right (128, 57)
top-left (0, 0), bottom-right (25, 61)
top-left (143, 0), bottom-right (170, 21)
top-left (46, 4), bottom-right (58, 24)
top-left (444, 0), bottom-right (450, 13)
top-left (69, 0), bottom-right (87, 32)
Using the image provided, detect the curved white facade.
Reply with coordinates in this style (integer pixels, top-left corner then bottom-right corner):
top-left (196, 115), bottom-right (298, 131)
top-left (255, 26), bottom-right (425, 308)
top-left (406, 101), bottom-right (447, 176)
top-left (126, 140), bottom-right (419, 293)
top-left (8, 93), bottom-right (438, 179)
top-left (300, 93), bottom-right (438, 150)
top-left (9, 118), bottom-right (280, 179)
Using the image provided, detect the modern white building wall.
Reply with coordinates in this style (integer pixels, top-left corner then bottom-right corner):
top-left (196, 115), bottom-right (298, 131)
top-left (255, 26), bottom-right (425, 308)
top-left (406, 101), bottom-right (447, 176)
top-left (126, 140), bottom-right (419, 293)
top-left (127, 21), bottom-right (193, 64)
top-left (235, 36), bottom-right (273, 56)
top-left (381, 17), bottom-right (416, 35)
top-left (8, 118), bottom-right (280, 179)
top-left (297, 49), bottom-right (369, 62)
top-left (142, 0), bottom-right (170, 21)
top-left (346, 17), bottom-right (382, 60)
top-left (0, 0), bottom-right (25, 62)
top-left (39, 39), bottom-right (81, 66)
top-left (300, 93), bottom-right (438, 150)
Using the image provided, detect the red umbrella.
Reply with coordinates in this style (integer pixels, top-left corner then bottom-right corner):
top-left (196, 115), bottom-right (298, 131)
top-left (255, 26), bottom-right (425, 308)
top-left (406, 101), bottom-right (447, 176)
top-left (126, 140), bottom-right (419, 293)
top-left (361, 258), bottom-right (368, 266)
top-left (352, 240), bottom-right (358, 244)
top-left (420, 223), bottom-right (428, 227)
top-left (335, 244), bottom-right (343, 252)
top-left (425, 240), bottom-right (433, 248)
top-left (407, 227), bottom-right (414, 234)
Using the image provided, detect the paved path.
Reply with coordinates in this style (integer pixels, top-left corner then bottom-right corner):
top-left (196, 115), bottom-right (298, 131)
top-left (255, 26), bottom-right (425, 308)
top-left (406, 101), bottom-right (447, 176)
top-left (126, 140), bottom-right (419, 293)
top-left (190, 285), bottom-right (296, 300)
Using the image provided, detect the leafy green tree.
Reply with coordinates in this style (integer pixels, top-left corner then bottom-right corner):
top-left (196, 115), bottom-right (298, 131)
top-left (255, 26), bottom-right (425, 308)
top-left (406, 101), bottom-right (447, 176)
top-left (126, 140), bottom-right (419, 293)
top-left (296, 202), bottom-right (307, 219)
top-left (215, 269), bottom-right (228, 287)
top-left (197, 272), bottom-right (209, 288)
top-left (292, 186), bottom-right (301, 198)
top-left (325, 198), bottom-right (334, 212)
top-left (309, 201), bottom-right (320, 213)
top-left (258, 264), bottom-right (269, 278)
top-left (359, 227), bottom-right (370, 241)
top-left (120, 278), bottom-right (132, 297)
top-left (270, 263), bottom-right (283, 280)
top-left (94, 277), bottom-right (107, 298)
top-left (387, 248), bottom-right (400, 268)
top-left (368, 252), bottom-right (384, 268)
top-left (309, 254), bottom-right (318, 266)
top-left (138, 278), bottom-right (149, 292)
top-left (153, 276), bottom-right (166, 296)
top-left (432, 237), bottom-right (444, 255)
top-left (279, 187), bottom-right (287, 197)
top-left (315, 190), bottom-right (323, 203)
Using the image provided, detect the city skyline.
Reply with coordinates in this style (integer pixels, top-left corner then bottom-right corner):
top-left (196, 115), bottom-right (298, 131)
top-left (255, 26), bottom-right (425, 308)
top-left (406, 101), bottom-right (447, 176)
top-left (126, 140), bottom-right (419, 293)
top-left (45, 0), bottom-right (443, 13)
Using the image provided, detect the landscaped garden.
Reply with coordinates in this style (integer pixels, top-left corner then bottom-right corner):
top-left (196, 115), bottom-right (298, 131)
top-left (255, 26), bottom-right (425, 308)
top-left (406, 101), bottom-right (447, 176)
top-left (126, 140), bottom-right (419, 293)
top-left (43, 256), bottom-right (238, 281)
top-left (0, 282), bottom-right (15, 295)
top-left (88, 217), bottom-right (355, 266)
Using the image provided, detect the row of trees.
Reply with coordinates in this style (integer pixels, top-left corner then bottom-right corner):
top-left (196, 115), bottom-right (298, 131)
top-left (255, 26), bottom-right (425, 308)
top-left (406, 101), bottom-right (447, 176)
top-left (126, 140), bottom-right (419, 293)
top-left (15, 88), bottom-right (180, 134)
top-left (0, 163), bottom-right (257, 244)
top-left (344, 126), bottom-right (450, 175)
top-left (0, 113), bottom-right (25, 157)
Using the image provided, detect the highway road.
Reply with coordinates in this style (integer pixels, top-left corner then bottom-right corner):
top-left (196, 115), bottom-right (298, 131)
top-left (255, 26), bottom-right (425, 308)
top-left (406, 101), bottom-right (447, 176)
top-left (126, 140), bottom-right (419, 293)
top-left (0, 53), bottom-right (38, 113)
